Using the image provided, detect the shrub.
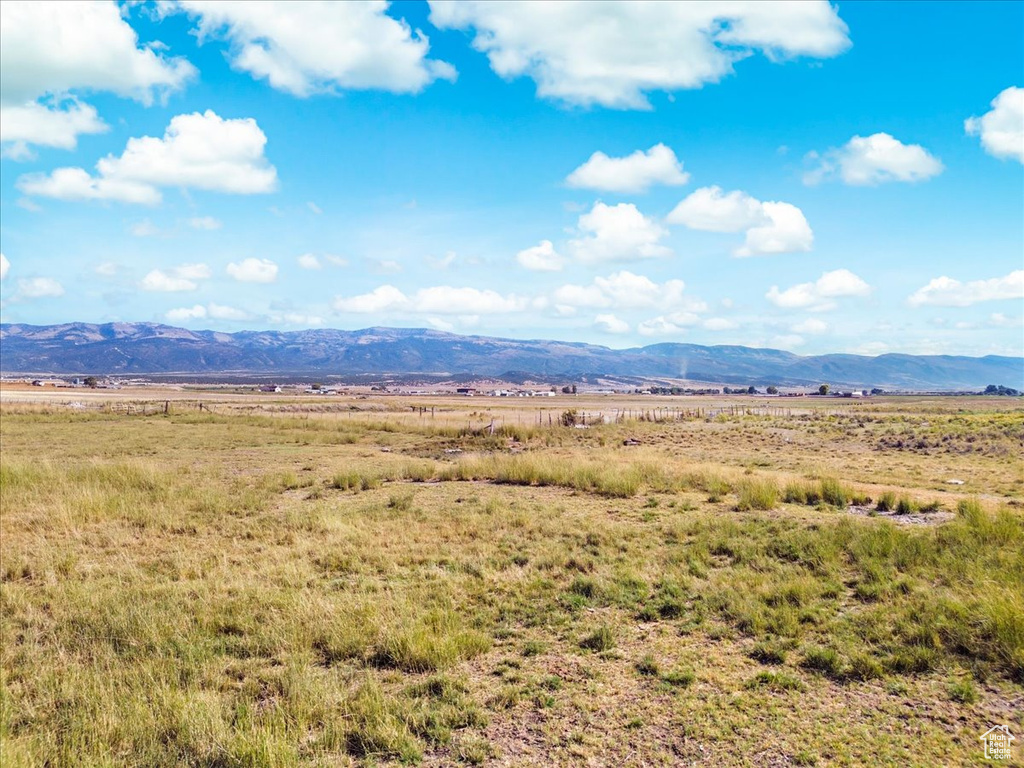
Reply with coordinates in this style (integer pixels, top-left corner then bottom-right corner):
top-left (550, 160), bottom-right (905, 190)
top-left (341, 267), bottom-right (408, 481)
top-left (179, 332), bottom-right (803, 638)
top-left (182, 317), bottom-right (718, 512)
top-left (876, 491), bottom-right (897, 512)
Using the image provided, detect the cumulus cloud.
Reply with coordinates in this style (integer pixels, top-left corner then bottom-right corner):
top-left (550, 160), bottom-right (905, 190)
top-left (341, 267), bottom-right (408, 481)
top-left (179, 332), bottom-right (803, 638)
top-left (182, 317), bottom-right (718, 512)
top-left (702, 317), bottom-right (739, 331)
top-left (141, 263), bottom-right (212, 292)
top-left (667, 186), bottom-right (766, 232)
top-left (266, 312), bottom-right (324, 326)
top-left (668, 186), bottom-right (813, 256)
top-left (332, 285), bottom-right (408, 313)
top-left (227, 258), bottom-right (278, 283)
top-left (594, 314), bottom-right (630, 334)
top-left (166, 302), bottom-right (250, 322)
top-left (298, 254), bottom-right (321, 270)
top-left (14, 277), bottom-right (64, 300)
top-left (965, 86), bottom-right (1024, 163)
top-left (189, 216), bottom-right (222, 230)
top-left (332, 284), bottom-right (527, 315)
top-left (552, 271), bottom-right (703, 319)
top-left (0, 2), bottom-right (194, 157)
top-left (566, 144), bottom-right (689, 193)
top-left (569, 202), bottom-right (671, 264)
top-left (907, 270), bottom-right (1024, 307)
top-left (17, 110), bottom-right (277, 204)
top-left (737, 202), bottom-right (814, 257)
top-left (429, 1), bottom-right (849, 109)
top-left (637, 313), bottom-right (701, 336)
top-left (804, 133), bottom-right (944, 185)
top-left (171, 1), bottom-right (455, 96)
top-left (766, 269), bottom-right (871, 311)
top-left (516, 240), bottom-right (563, 271)
top-left (791, 317), bottom-right (829, 334)
top-left (0, 253), bottom-right (9, 281)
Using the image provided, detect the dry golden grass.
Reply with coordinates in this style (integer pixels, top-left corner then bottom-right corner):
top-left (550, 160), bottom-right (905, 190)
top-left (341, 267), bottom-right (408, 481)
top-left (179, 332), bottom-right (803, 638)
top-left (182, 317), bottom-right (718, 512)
top-left (1, 394), bottom-right (1022, 766)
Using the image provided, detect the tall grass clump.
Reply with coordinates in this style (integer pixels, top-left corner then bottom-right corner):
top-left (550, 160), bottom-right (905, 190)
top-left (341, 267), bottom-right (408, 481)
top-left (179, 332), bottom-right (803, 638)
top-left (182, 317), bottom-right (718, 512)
top-left (736, 478), bottom-right (780, 511)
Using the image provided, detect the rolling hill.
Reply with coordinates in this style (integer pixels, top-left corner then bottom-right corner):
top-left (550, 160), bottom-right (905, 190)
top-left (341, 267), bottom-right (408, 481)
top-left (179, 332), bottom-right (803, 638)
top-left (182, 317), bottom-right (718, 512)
top-left (1, 322), bottom-right (1021, 390)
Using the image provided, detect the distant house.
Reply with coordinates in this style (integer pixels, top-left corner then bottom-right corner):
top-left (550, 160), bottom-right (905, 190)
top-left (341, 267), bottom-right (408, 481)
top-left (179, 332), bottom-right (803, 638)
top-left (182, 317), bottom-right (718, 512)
top-left (456, 387), bottom-right (476, 396)
top-left (259, 385), bottom-right (282, 393)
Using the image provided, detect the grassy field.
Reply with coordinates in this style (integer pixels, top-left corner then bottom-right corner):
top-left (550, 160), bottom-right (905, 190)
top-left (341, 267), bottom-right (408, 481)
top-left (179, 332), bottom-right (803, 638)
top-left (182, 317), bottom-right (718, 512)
top-left (1, 394), bottom-right (1022, 766)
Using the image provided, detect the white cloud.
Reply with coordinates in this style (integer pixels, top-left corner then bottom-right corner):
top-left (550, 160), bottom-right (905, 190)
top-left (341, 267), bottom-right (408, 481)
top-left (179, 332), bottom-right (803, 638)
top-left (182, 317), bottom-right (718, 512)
top-left (637, 313), bottom-right (701, 336)
top-left (428, 251), bottom-right (457, 269)
top-left (172, 1), bottom-right (455, 96)
top-left (965, 87), bottom-right (1024, 163)
top-left (131, 219), bottom-right (160, 237)
top-left (141, 263), bottom-right (211, 292)
top-left (516, 240), bottom-right (563, 271)
top-left (298, 254), bottom-right (322, 270)
top-left (552, 271), bottom-right (693, 312)
top-left (594, 313), bottom-right (630, 334)
top-left (0, 100), bottom-right (107, 160)
top-left (429, 1), bottom-right (849, 109)
top-left (427, 316), bottom-right (456, 332)
top-left (16, 167), bottom-right (161, 205)
top-left (668, 186), bottom-right (812, 256)
top-left (324, 255), bottom-right (349, 267)
top-left (332, 284), bottom-right (527, 315)
top-left (666, 186), bottom-right (766, 232)
top-left (166, 305), bottom-right (207, 321)
top-left (333, 285), bottom-right (408, 313)
top-left (227, 258), bottom-right (278, 284)
top-left (0, 1), bottom-right (194, 156)
top-left (15, 277), bottom-right (64, 299)
top-left (791, 317), bottom-right (829, 334)
top-left (907, 270), bottom-right (1024, 307)
top-left (189, 216), bottom-right (222, 230)
top-left (166, 302), bottom-right (250, 322)
top-left (307, 201), bottom-right (323, 214)
top-left (17, 110), bottom-right (277, 204)
top-left (770, 334), bottom-right (805, 349)
top-left (569, 202), bottom-right (671, 264)
top-left (702, 317), bottom-right (739, 331)
top-left (804, 133), bottom-right (943, 185)
top-left (0, 253), bottom-right (9, 281)
top-left (737, 202), bottom-right (813, 257)
top-left (566, 144), bottom-right (689, 193)
top-left (267, 312), bottom-right (324, 326)
top-left (766, 269), bottom-right (871, 310)
top-left (989, 313), bottom-right (1023, 328)
top-left (95, 262), bottom-right (118, 277)
top-left (413, 286), bottom-right (526, 314)
top-left (371, 258), bottom-right (403, 274)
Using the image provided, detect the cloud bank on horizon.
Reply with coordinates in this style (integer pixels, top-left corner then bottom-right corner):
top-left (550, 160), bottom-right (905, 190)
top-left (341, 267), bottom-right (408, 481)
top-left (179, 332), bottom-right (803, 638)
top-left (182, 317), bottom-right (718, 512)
top-left (0, 0), bottom-right (1022, 359)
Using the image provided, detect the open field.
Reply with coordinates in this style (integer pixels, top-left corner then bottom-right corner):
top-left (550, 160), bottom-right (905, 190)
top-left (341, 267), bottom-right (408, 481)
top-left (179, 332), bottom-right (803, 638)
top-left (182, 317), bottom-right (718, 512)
top-left (1, 392), bottom-right (1022, 766)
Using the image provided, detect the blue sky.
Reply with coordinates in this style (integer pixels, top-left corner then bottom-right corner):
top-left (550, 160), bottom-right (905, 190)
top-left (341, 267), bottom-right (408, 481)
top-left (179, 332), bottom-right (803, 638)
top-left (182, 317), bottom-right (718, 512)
top-left (1, 0), bottom-right (1022, 357)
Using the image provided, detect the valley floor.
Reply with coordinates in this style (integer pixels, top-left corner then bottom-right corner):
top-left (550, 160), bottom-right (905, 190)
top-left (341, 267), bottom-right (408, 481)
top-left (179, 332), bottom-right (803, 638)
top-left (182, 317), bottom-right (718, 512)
top-left (1, 394), bottom-right (1022, 766)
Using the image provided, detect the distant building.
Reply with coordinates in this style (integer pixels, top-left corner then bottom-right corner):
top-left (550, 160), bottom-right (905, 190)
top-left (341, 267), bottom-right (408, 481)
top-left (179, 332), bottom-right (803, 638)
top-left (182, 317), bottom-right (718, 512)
top-left (456, 387), bottom-right (476, 396)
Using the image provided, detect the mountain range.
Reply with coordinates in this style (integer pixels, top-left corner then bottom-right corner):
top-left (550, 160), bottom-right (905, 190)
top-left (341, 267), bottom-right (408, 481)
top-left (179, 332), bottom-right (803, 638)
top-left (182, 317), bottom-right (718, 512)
top-left (1, 322), bottom-right (1021, 390)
